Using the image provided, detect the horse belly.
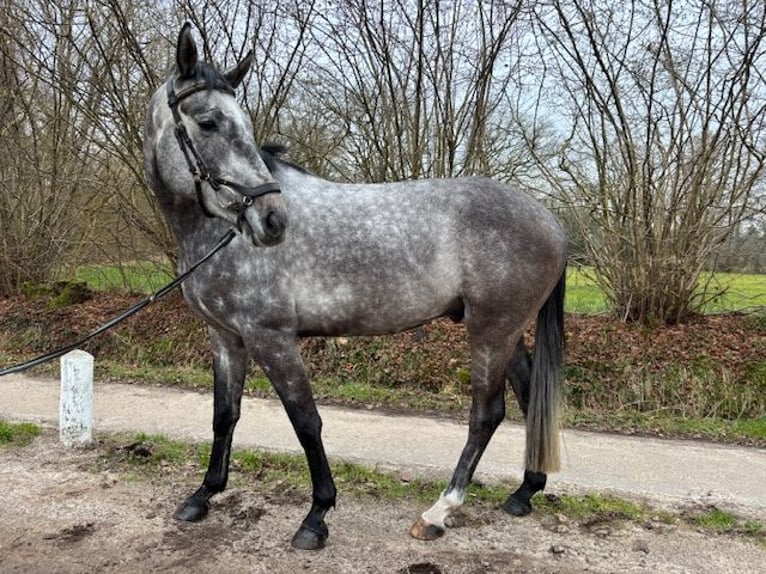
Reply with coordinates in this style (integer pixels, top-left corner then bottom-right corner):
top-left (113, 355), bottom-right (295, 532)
top-left (294, 277), bottom-right (460, 337)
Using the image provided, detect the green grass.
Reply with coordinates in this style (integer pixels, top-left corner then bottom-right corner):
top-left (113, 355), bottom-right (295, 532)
top-left (701, 272), bottom-right (766, 313)
top-left (97, 361), bottom-right (213, 388)
top-left (693, 508), bottom-right (737, 532)
top-left (688, 507), bottom-right (764, 542)
top-left (73, 261), bottom-right (173, 293)
top-left (0, 420), bottom-right (41, 446)
top-left (455, 265), bottom-right (764, 315)
top-left (565, 266), bottom-right (765, 314)
top-left (534, 491), bottom-right (658, 523)
top-left (566, 267), bottom-right (610, 314)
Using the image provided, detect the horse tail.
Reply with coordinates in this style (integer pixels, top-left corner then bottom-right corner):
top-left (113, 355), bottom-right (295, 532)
top-left (524, 267), bottom-right (566, 474)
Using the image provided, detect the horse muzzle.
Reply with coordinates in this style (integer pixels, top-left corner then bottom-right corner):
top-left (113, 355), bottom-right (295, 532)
top-left (241, 198), bottom-right (288, 247)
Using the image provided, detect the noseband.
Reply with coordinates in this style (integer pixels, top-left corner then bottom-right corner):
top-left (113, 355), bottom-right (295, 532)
top-left (166, 78), bottom-right (280, 225)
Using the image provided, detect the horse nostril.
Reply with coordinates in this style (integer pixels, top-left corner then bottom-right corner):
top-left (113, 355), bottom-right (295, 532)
top-left (264, 210), bottom-right (286, 238)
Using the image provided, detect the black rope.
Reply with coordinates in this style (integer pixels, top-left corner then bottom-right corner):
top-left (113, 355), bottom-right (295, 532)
top-left (0, 228), bottom-right (237, 378)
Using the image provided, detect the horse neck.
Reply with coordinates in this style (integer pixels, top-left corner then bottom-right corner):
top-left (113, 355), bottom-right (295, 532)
top-left (161, 198), bottom-right (229, 268)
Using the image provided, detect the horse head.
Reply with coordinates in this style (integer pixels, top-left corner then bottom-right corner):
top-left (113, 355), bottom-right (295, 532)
top-left (144, 23), bottom-right (287, 247)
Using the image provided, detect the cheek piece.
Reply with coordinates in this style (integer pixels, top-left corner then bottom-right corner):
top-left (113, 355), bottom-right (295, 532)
top-left (166, 78), bottom-right (281, 230)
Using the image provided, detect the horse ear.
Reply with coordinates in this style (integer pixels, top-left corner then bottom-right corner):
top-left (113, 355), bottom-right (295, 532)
top-left (223, 50), bottom-right (253, 88)
top-left (176, 22), bottom-right (198, 79)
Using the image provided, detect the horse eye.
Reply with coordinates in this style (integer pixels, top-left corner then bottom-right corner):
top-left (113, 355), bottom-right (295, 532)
top-left (196, 118), bottom-right (218, 132)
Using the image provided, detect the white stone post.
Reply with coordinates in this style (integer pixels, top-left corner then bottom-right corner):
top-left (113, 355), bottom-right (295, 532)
top-left (60, 350), bottom-right (94, 447)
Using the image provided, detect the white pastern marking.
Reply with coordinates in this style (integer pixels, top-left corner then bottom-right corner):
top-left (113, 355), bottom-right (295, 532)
top-left (421, 488), bottom-right (465, 528)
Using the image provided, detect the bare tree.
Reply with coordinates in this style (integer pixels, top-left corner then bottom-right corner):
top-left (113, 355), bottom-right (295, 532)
top-left (0, 0), bottom-right (108, 294)
top-left (0, 0), bottom-right (320, 281)
top-left (303, 0), bottom-right (526, 182)
top-left (523, 0), bottom-right (766, 324)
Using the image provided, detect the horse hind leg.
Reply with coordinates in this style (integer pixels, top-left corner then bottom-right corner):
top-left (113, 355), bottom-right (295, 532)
top-left (410, 332), bottom-right (512, 540)
top-left (502, 339), bottom-right (548, 517)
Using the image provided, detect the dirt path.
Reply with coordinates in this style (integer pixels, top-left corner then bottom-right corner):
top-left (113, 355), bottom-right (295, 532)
top-left (1, 432), bottom-right (764, 574)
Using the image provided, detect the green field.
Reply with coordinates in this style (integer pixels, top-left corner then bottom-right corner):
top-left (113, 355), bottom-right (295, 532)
top-left (701, 271), bottom-right (766, 313)
top-left (73, 262), bottom-right (764, 315)
top-left (565, 267), bottom-right (765, 314)
top-left (565, 267), bottom-right (611, 314)
top-left (73, 262), bottom-right (173, 294)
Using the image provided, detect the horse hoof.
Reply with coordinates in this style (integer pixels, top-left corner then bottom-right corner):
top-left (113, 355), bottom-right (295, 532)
top-left (501, 496), bottom-right (532, 517)
top-left (173, 498), bottom-right (209, 522)
top-left (409, 517), bottom-right (445, 541)
top-left (291, 521), bottom-right (328, 550)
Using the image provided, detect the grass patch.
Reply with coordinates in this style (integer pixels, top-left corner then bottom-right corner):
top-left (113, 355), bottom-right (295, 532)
top-left (98, 361), bottom-right (213, 388)
top-left (565, 410), bottom-right (766, 443)
top-left (692, 508), bottom-right (736, 532)
top-left (73, 262), bottom-right (173, 294)
top-left (702, 272), bottom-right (766, 313)
top-left (0, 420), bottom-right (41, 446)
top-left (565, 349), bottom-right (765, 426)
top-left (687, 506), bottom-right (765, 542)
top-left (565, 267), bottom-right (765, 315)
top-left (312, 377), bottom-right (469, 413)
top-left (566, 267), bottom-right (610, 314)
top-left (128, 433), bottom-right (191, 466)
top-left (103, 432), bottom-right (204, 481)
top-left (534, 491), bottom-right (658, 523)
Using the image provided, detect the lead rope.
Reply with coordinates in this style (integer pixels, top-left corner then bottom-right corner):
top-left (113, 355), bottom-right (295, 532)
top-left (0, 228), bottom-right (237, 377)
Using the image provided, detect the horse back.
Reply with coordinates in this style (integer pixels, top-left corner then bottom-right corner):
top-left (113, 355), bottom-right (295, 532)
top-left (263, 174), bottom-right (566, 336)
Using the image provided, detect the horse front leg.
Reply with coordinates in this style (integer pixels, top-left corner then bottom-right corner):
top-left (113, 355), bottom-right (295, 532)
top-left (251, 333), bottom-right (336, 550)
top-left (410, 336), bottom-right (511, 540)
top-left (175, 327), bottom-right (248, 521)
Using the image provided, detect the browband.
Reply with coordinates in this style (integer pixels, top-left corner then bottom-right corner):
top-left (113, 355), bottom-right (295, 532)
top-left (167, 80), bottom-right (235, 109)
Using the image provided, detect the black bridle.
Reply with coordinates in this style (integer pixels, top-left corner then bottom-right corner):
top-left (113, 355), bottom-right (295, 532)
top-left (166, 77), bottom-right (281, 228)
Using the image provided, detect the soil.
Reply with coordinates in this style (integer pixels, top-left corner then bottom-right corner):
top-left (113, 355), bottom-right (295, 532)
top-left (2, 431), bottom-right (764, 574)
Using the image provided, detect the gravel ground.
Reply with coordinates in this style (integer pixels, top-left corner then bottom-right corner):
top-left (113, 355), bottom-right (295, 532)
top-left (1, 432), bottom-right (764, 574)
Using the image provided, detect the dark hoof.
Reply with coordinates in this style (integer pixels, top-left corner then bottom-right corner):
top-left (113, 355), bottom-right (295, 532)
top-left (502, 495), bottom-right (532, 517)
top-left (291, 521), bottom-right (328, 550)
top-left (409, 517), bottom-right (446, 541)
top-left (173, 497), bottom-right (209, 522)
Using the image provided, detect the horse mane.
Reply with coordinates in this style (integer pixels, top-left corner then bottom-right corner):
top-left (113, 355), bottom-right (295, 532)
top-left (197, 62), bottom-right (227, 85)
top-left (259, 143), bottom-right (311, 176)
top-left (168, 61), bottom-right (232, 96)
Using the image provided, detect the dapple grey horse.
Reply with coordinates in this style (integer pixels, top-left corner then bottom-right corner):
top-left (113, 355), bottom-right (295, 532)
top-left (143, 24), bottom-right (567, 550)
